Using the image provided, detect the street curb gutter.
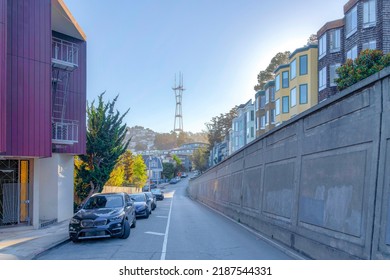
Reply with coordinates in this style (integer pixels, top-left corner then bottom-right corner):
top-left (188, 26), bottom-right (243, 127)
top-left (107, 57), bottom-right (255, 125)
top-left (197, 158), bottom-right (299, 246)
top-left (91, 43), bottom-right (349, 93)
top-left (31, 238), bottom-right (70, 260)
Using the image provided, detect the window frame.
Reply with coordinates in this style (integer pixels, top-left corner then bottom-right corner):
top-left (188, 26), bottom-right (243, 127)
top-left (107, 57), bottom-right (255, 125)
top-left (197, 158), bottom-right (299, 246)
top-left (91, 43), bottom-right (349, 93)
top-left (299, 55), bottom-right (308, 76)
top-left (282, 96), bottom-right (289, 113)
top-left (290, 59), bottom-right (297, 80)
top-left (363, 0), bottom-right (377, 28)
top-left (329, 29), bottom-right (341, 53)
top-left (330, 63), bottom-right (341, 87)
top-left (275, 74), bottom-right (280, 91)
top-left (282, 71), bottom-right (289, 88)
top-left (346, 6), bottom-right (358, 38)
top-left (290, 87), bottom-right (297, 108)
top-left (275, 98), bottom-right (280, 116)
top-left (319, 35), bottom-right (327, 59)
top-left (299, 84), bottom-right (308, 104)
top-left (319, 66), bottom-right (327, 91)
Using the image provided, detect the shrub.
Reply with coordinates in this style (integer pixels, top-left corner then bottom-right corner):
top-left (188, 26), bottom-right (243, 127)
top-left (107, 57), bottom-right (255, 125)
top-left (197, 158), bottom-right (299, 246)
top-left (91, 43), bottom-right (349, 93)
top-left (336, 49), bottom-right (390, 91)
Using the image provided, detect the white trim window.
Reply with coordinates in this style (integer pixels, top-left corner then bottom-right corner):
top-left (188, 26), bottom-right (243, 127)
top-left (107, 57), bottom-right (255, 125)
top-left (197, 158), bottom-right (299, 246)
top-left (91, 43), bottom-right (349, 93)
top-left (275, 98), bottom-right (280, 116)
top-left (319, 35), bottom-right (327, 59)
top-left (364, 0), bottom-right (376, 28)
top-left (330, 64), bottom-right (341, 87)
top-left (362, 40), bottom-right (377, 51)
top-left (265, 111), bottom-right (269, 126)
top-left (319, 67), bottom-right (327, 91)
top-left (346, 6), bottom-right (357, 38)
top-left (329, 29), bottom-right (341, 53)
top-left (347, 45), bottom-right (358, 60)
top-left (265, 88), bottom-right (269, 105)
top-left (290, 59), bottom-right (297, 80)
top-left (271, 109), bottom-right (276, 124)
top-left (290, 87), bottom-right (297, 108)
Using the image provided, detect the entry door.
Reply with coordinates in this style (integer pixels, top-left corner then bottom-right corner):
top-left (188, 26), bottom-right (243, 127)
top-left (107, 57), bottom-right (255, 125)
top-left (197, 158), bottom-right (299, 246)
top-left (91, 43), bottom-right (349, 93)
top-left (0, 160), bottom-right (19, 225)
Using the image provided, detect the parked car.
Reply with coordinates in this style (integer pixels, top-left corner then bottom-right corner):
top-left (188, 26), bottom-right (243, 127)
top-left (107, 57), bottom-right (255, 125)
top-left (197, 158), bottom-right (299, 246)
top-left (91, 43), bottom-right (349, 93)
top-left (151, 188), bottom-right (164, 200)
top-left (169, 177), bottom-right (180, 184)
top-left (143, 191), bottom-right (156, 210)
top-left (69, 192), bottom-right (136, 243)
top-left (180, 173), bottom-right (188, 178)
top-left (130, 193), bottom-right (152, 218)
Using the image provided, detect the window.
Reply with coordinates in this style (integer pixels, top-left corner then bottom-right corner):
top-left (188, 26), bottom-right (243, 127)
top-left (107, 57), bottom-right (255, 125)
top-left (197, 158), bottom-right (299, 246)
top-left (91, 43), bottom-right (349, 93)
top-left (299, 55), bottom-right (308, 75)
top-left (275, 99), bottom-right (280, 115)
top-left (346, 6), bottom-right (357, 37)
top-left (290, 87), bottom-right (297, 107)
top-left (362, 40), bottom-right (377, 50)
top-left (255, 97), bottom-right (259, 111)
top-left (282, 96), bottom-right (289, 113)
top-left (319, 35), bottom-right (327, 59)
top-left (330, 64), bottom-right (341, 86)
top-left (319, 67), bottom-right (327, 91)
top-left (270, 87), bottom-right (275, 102)
top-left (265, 111), bottom-right (269, 125)
top-left (265, 89), bottom-right (269, 104)
top-left (329, 29), bottom-right (341, 52)
top-left (299, 84), bottom-right (308, 104)
top-left (364, 0), bottom-right (376, 27)
top-left (275, 74), bottom-right (280, 91)
top-left (290, 59), bottom-right (297, 80)
top-left (282, 71), bottom-right (289, 88)
top-left (251, 127), bottom-right (254, 138)
top-left (250, 110), bottom-right (254, 121)
top-left (271, 109), bottom-right (276, 124)
top-left (347, 45), bottom-right (358, 60)
top-left (260, 95), bottom-right (265, 109)
top-left (260, 116), bottom-right (265, 129)
top-left (256, 117), bottom-right (259, 130)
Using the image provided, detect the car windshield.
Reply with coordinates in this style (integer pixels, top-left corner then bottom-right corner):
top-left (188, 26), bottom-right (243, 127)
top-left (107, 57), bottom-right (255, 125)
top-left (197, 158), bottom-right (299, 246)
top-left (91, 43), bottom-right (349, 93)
top-left (130, 194), bottom-right (146, 202)
top-left (84, 195), bottom-right (123, 209)
top-left (144, 192), bottom-right (153, 198)
top-left (151, 189), bottom-right (161, 194)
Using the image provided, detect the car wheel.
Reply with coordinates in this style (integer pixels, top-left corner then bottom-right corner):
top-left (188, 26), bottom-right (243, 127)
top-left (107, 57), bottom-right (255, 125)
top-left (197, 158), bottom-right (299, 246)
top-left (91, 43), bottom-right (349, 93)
top-left (131, 217), bottom-right (136, 228)
top-left (120, 220), bottom-right (130, 239)
top-left (70, 236), bottom-right (79, 243)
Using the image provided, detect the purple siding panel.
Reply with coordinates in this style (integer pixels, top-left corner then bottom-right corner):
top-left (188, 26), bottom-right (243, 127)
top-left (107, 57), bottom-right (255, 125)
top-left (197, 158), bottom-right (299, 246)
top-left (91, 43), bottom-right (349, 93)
top-left (0, 0), bottom-right (6, 153)
top-left (6, 0), bottom-right (51, 157)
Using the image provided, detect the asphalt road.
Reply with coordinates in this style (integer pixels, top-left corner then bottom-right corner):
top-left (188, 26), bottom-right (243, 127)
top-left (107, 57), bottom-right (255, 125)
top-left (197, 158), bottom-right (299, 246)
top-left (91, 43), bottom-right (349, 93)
top-left (37, 178), bottom-right (295, 260)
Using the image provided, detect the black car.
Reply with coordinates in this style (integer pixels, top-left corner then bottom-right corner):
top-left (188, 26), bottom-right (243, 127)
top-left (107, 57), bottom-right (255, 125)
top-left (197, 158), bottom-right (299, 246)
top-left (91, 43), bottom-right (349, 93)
top-left (69, 192), bottom-right (136, 243)
top-left (151, 188), bottom-right (164, 200)
top-left (130, 193), bottom-right (152, 218)
top-left (143, 191), bottom-right (156, 210)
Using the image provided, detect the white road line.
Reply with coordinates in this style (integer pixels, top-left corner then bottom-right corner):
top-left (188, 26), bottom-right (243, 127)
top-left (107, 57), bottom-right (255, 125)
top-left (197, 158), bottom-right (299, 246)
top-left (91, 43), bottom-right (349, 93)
top-left (145, 231), bottom-right (165, 236)
top-left (156, 216), bottom-right (168, 218)
top-left (160, 191), bottom-right (174, 260)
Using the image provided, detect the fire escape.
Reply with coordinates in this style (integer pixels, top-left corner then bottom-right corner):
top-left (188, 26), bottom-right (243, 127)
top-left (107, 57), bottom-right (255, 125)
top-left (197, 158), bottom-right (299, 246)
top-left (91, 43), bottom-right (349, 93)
top-left (51, 37), bottom-right (79, 145)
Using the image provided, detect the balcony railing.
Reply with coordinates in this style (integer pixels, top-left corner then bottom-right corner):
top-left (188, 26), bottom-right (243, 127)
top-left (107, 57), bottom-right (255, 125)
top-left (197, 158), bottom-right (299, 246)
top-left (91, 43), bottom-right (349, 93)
top-left (52, 37), bottom-right (79, 70)
top-left (52, 118), bottom-right (79, 145)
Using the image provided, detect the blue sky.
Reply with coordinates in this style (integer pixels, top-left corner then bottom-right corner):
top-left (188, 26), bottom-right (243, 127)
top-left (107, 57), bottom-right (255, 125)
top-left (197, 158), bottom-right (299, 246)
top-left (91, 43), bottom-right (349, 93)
top-left (64, 0), bottom-right (344, 133)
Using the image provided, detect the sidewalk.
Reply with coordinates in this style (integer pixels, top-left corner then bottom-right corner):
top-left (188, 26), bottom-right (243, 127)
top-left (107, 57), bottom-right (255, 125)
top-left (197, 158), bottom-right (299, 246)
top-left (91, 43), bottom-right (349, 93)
top-left (0, 220), bottom-right (69, 260)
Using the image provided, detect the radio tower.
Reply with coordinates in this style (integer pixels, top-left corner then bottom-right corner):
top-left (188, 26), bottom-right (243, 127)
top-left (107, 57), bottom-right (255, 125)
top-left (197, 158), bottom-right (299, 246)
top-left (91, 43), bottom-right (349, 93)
top-left (172, 72), bottom-right (185, 132)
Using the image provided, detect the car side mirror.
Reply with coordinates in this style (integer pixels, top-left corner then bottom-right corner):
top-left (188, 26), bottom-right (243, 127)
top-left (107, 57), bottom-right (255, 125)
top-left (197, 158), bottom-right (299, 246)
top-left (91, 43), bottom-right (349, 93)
top-left (127, 201), bottom-right (133, 207)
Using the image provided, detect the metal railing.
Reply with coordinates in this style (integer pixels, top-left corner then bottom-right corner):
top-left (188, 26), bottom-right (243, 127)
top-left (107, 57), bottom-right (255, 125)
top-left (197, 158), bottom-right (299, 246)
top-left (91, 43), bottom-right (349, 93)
top-left (52, 118), bottom-right (79, 144)
top-left (52, 37), bottom-right (79, 68)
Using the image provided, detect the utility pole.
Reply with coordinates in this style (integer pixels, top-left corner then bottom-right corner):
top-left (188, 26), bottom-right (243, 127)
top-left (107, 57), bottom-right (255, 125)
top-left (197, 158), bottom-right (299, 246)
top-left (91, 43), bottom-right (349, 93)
top-left (173, 72), bottom-right (185, 133)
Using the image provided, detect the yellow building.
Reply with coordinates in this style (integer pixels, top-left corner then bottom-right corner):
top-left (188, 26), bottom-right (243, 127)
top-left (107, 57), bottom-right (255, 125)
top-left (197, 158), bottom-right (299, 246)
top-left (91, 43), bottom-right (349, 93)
top-left (274, 44), bottom-right (318, 124)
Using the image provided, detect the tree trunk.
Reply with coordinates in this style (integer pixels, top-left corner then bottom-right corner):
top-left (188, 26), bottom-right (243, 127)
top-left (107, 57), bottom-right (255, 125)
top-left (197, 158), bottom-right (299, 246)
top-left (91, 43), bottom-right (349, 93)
top-left (81, 181), bottom-right (97, 205)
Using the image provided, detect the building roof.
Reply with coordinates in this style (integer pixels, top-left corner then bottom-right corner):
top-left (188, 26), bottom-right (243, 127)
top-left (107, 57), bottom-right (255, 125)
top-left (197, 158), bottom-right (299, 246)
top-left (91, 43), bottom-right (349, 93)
top-left (255, 90), bottom-right (265, 98)
top-left (317, 19), bottom-right (345, 38)
top-left (344, 0), bottom-right (359, 14)
top-left (263, 80), bottom-right (275, 89)
top-left (52, 0), bottom-right (86, 41)
top-left (289, 44), bottom-right (318, 59)
top-left (274, 64), bottom-right (289, 74)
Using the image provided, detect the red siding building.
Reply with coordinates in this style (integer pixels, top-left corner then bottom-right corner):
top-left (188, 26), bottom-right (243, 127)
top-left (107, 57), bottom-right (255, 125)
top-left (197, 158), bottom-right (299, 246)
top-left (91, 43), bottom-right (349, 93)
top-left (0, 0), bottom-right (86, 228)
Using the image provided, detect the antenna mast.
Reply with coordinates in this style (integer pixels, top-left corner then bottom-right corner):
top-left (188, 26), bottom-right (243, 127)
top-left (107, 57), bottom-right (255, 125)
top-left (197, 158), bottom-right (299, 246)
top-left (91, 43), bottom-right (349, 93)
top-left (172, 72), bottom-right (185, 132)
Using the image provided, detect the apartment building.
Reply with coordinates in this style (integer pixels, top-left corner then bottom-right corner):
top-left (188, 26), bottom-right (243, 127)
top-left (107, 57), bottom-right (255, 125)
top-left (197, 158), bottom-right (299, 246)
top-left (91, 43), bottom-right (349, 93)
top-left (230, 100), bottom-right (255, 154)
top-left (255, 81), bottom-right (276, 137)
top-left (317, 0), bottom-right (390, 102)
top-left (0, 0), bottom-right (86, 228)
top-left (274, 44), bottom-right (318, 124)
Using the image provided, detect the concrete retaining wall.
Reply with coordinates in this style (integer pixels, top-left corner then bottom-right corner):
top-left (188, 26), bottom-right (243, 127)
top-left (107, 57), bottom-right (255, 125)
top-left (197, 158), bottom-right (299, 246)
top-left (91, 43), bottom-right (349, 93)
top-left (188, 67), bottom-right (390, 259)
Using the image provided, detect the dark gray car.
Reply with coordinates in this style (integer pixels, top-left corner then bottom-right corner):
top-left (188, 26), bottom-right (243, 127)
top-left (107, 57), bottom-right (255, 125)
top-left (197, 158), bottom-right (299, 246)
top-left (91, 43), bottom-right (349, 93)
top-left (69, 192), bottom-right (136, 242)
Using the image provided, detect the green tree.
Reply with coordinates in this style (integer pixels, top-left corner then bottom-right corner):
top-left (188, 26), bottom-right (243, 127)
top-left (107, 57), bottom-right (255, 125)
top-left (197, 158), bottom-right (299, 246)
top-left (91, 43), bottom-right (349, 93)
top-left (191, 147), bottom-right (209, 172)
top-left (162, 162), bottom-right (175, 179)
top-left (74, 93), bottom-right (130, 203)
top-left (254, 51), bottom-right (291, 91)
top-left (132, 154), bottom-right (147, 189)
top-left (205, 106), bottom-right (237, 151)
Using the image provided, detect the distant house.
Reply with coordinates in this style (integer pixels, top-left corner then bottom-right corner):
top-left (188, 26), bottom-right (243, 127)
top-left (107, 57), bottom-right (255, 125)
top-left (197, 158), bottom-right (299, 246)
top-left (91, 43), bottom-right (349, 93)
top-left (317, 0), bottom-right (390, 102)
top-left (255, 81), bottom-right (276, 137)
top-left (0, 0), bottom-right (86, 228)
top-left (230, 100), bottom-right (255, 153)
